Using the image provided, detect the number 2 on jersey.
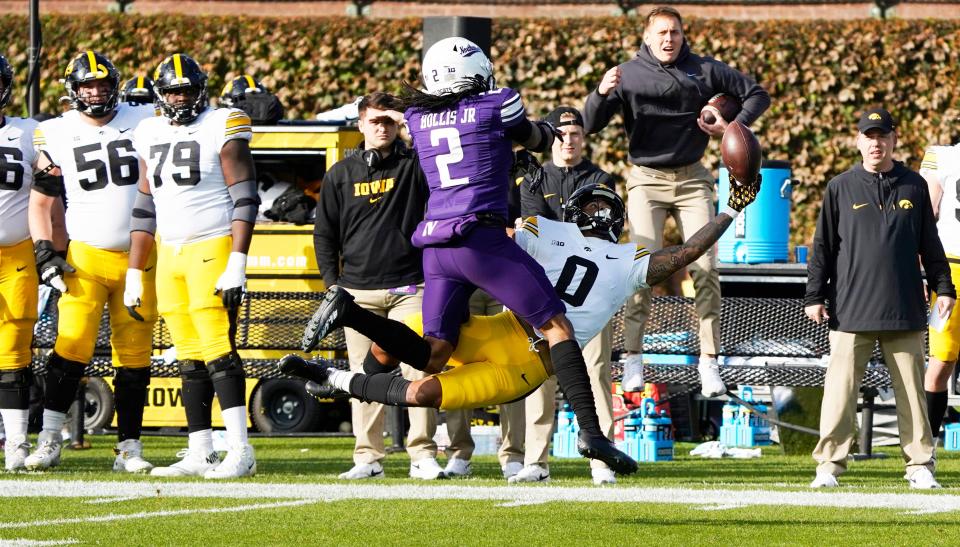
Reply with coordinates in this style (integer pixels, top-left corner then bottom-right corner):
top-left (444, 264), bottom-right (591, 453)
top-left (149, 141), bottom-right (201, 187)
top-left (430, 127), bottom-right (469, 188)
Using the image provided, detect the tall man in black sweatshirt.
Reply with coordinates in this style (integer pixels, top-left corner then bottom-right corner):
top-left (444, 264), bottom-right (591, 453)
top-left (805, 108), bottom-right (955, 489)
top-left (582, 6), bottom-right (770, 399)
top-left (314, 92), bottom-right (442, 480)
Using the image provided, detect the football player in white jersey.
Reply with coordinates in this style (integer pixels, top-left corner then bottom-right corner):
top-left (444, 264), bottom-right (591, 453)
top-left (125, 53), bottom-right (258, 479)
top-left (27, 51), bottom-right (157, 472)
top-left (280, 180), bottom-right (761, 425)
top-left (920, 146), bottom-right (960, 443)
top-left (0, 55), bottom-right (41, 471)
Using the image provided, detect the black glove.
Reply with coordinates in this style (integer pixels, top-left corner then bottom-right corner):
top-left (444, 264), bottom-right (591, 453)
top-left (218, 287), bottom-right (246, 311)
top-left (539, 120), bottom-right (563, 143)
top-left (728, 173), bottom-right (762, 211)
top-left (34, 240), bottom-right (74, 291)
top-left (512, 150), bottom-right (546, 194)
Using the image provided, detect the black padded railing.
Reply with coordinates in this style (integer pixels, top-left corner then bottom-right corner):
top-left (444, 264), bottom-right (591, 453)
top-left (32, 292), bottom-right (902, 387)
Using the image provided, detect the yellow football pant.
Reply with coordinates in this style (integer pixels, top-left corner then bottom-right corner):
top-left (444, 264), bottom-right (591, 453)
top-left (0, 239), bottom-right (38, 370)
top-left (929, 258), bottom-right (960, 362)
top-left (156, 236), bottom-right (234, 362)
top-left (404, 311), bottom-right (549, 410)
top-left (55, 241), bottom-right (157, 368)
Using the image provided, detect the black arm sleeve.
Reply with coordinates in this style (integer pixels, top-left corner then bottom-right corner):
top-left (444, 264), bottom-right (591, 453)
top-left (804, 180), bottom-right (838, 306)
top-left (313, 177), bottom-right (342, 288)
top-left (505, 119), bottom-right (554, 153)
top-left (918, 183), bottom-right (957, 298)
top-left (32, 173), bottom-right (65, 197)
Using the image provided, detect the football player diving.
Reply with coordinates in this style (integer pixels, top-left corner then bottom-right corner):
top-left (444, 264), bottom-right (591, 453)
top-left (283, 175), bottom-right (762, 468)
top-left (125, 54), bottom-right (259, 479)
top-left (0, 54), bottom-right (42, 471)
top-left (300, 37), bottom-right (641, 475)
top-left (27, 51), bottom-right (158, 472)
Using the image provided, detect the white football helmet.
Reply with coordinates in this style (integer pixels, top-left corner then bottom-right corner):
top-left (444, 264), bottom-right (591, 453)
top-left (422, 37), bottom-right (494, 95)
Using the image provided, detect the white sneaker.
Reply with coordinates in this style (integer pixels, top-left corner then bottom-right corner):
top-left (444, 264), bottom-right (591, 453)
top-left (444, 457), bottom-right (472, 478)
top-left (24, 431), bottom-right (61, 471)
top-left (4, 435), bottom-right (30, 472)
top-left (508, 464), bottom-right (550, 483)
top-left (809, 472), bottom-right (840, 488)
top-left (502, 461), bottom-right (523, 480)
top-left (150, 448), bottom-right (221, 477)
top-left (907, 467), bottom-right (941, 489)
top-left (621, 354), bottom-right (645, 393)
top-left (204, 443), bottom-right (256, 479)
top-left (338, 461), bottom-right (384, 480)
top-left (410, 457), bottom-right (446, 480)
top-left (113, 439), bottom-right (153, 473)
top-left (592, 468), bottom-right (616, 485)
top-left (698, 357), bottom-right (726, 398)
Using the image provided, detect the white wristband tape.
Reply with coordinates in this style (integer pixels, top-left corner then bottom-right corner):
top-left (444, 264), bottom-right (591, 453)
top-left (721, 206), bottom-right (742, 218)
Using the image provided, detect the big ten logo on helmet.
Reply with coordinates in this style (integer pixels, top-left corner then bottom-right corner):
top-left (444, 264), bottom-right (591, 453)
top-left (353, 178), bottom-right (395, 197)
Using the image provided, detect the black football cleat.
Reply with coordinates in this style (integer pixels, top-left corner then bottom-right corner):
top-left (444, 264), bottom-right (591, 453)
top-left (278, 354), bottom-right (333, 385)
top-left (577, 431), bottom-right (639, 475)
top-left (302, 286), bottom-right (355, 352)
top-left (304, 380), bottom-right (339, 400)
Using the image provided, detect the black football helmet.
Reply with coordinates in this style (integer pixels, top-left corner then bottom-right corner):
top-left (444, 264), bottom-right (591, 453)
top-left (562, 184), bottom-right (626, 243)
top-left (220, 74), bottom-right (267, 107)
top-left (0, 55), bottom-right (13, 111)
top-left (63, 51), bottom-right (121, 117)
top-left (153, 53), bottom-right (208, 123)
top-left (119, 76), bottom-right (156, 106)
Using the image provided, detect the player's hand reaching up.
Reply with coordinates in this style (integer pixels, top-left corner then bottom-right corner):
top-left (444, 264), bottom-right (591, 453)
top-left (215, 252), bottom-right (248, 310)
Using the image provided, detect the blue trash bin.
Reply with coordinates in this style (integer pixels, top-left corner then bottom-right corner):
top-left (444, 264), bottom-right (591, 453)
top-left (718, 159), bottom-right (791, 264)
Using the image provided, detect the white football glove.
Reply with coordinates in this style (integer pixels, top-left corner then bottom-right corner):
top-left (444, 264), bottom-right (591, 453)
top-left (214, 252), bottom-right (247, 310)
top-left (124, 268), bottom-right (145, 321)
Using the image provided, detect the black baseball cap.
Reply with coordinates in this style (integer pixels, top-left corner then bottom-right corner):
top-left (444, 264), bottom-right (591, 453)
top-left (546, 106), bottom-right (584, 128)
top-left (857, 107), bottom-right (896, 133)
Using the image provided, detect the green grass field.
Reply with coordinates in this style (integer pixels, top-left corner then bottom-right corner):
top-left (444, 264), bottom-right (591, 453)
top-left (1, 435), bottom-right (959, 546)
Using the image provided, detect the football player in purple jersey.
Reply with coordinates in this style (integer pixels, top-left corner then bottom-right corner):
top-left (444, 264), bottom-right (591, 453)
top-left (304, 38), bottom-right (637, 475)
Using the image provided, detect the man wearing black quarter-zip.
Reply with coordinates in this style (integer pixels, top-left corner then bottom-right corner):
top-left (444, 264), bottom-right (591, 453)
top-left (805, 107), bottom-right (955, 490)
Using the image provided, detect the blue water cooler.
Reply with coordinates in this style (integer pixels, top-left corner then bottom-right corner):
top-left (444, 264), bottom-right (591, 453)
top-left (718, 160), bottom-right (792, 264)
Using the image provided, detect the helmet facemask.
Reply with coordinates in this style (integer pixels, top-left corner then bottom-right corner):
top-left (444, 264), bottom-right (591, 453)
top-left (64, 52), bottom-right (120, 117)
top-left (156, 82), bottom-right (208, 124)
top-left (562, 185), bottom-right (626, 243)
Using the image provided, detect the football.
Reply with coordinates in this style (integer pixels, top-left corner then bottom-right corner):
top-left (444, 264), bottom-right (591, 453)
top-left (700, 93), bottom-right (741, 125)
top-left (721, 121), bottom-right (762, 185)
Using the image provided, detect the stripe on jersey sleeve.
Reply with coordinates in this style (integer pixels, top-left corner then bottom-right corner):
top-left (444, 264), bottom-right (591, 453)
top-left (520, 216), bottom-right (539, 237)
top-left (634, 244), bottom-right (650, 261)
top-left (33, 127), bottom-right (46, 147)
top-left (920, 148), bottom-right (938, 171)
top-left (501, 93), bottom-right (525, 125)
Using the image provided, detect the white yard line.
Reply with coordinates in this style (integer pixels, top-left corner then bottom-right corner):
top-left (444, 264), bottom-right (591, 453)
top-left (0, 540), bottom-right (78, 546)
top-left (0, 479), bottom-right (958, 514)
top-left (0, 500), bottom-right (315, 530)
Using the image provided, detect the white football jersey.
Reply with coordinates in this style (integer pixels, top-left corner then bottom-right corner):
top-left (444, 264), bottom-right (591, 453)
top-left (133, 108), bottom-right (252, 245)
top-left (516, 216), bottom-right (650, 347)
top-left (0, 116), bottom-right (38, 246)
top-left (921, 145), bottom-right (960, 255)
top-left (34, 104), bottom-right (155, 250)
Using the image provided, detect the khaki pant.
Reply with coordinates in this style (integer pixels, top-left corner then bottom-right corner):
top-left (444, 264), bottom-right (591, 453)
top-left (344, 287), bottom-right (438, 465)
top-left (812, 330), bottom-right (935, 477)
top-left (623, 162), bottom-right (721, 356)
top-left (499, 324), bottom-right (614, 470)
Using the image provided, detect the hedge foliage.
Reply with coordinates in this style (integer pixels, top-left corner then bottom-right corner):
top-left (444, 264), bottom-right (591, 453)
top-left (1, 15), bottom-right (959, 244)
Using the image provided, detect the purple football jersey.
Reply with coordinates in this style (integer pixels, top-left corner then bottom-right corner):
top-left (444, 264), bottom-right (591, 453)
top-left (406, 87), bottom-right (526, 221)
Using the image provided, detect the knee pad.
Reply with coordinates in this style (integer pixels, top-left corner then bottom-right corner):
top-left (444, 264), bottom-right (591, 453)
top-left (43, 352), bottom-right (87, 413)
top-left (114, 367), bottom-right (151, 392)
top-left (206, 352), bottom-right (246, 382)
top-left (178, 359), bottom-right (209, 381)
top-left (0, 367), bottom-right (33, 409)
top-left (362, 349), bottom-right (397, 375)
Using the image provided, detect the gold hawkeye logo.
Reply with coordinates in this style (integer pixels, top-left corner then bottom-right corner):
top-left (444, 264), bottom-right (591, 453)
top-left (852, 203), bottom-right (869, 210)
top-left (868, 113), bottom-right (883, 120)
top-left (899, 199), bottom-right (913, 209)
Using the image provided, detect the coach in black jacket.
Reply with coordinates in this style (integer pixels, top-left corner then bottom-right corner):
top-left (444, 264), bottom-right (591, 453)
top-left (805, 107), bottom-right (956, 489)
top-left (314, 92), bottom-right (441, 481)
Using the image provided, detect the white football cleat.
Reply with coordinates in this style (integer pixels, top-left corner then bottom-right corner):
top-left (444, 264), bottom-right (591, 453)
top-left (4, 435), bottom-right (30, 472)
top-left (907, 467), bottom-right (941, 489)
top-left (508, 464), bottom-right (550, 483)
top-left (697, 357), bottom-right (727, 398)
top-left (443, 457), bottom-right (472, 478)
top-left (809, 472), bottom-right (839, 488)
top-left (113, 439), bottom-right (154, 473)
top-left (409, 457), bottom-right (446, 480)
top-left (621, 354), bottom-right (645, 393)
top-left (338, 461), bottom-right (384, 480)
top-left (502, 461), bottom-right (523, 480)
top-left (150, 448), bottom-right (221, 477)
top-left (24, 431), bottom-right (61, 471)
top-left (204, 443), bottom-right (256, 479)
top-left (592, 468), bottom-right (617, 485)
